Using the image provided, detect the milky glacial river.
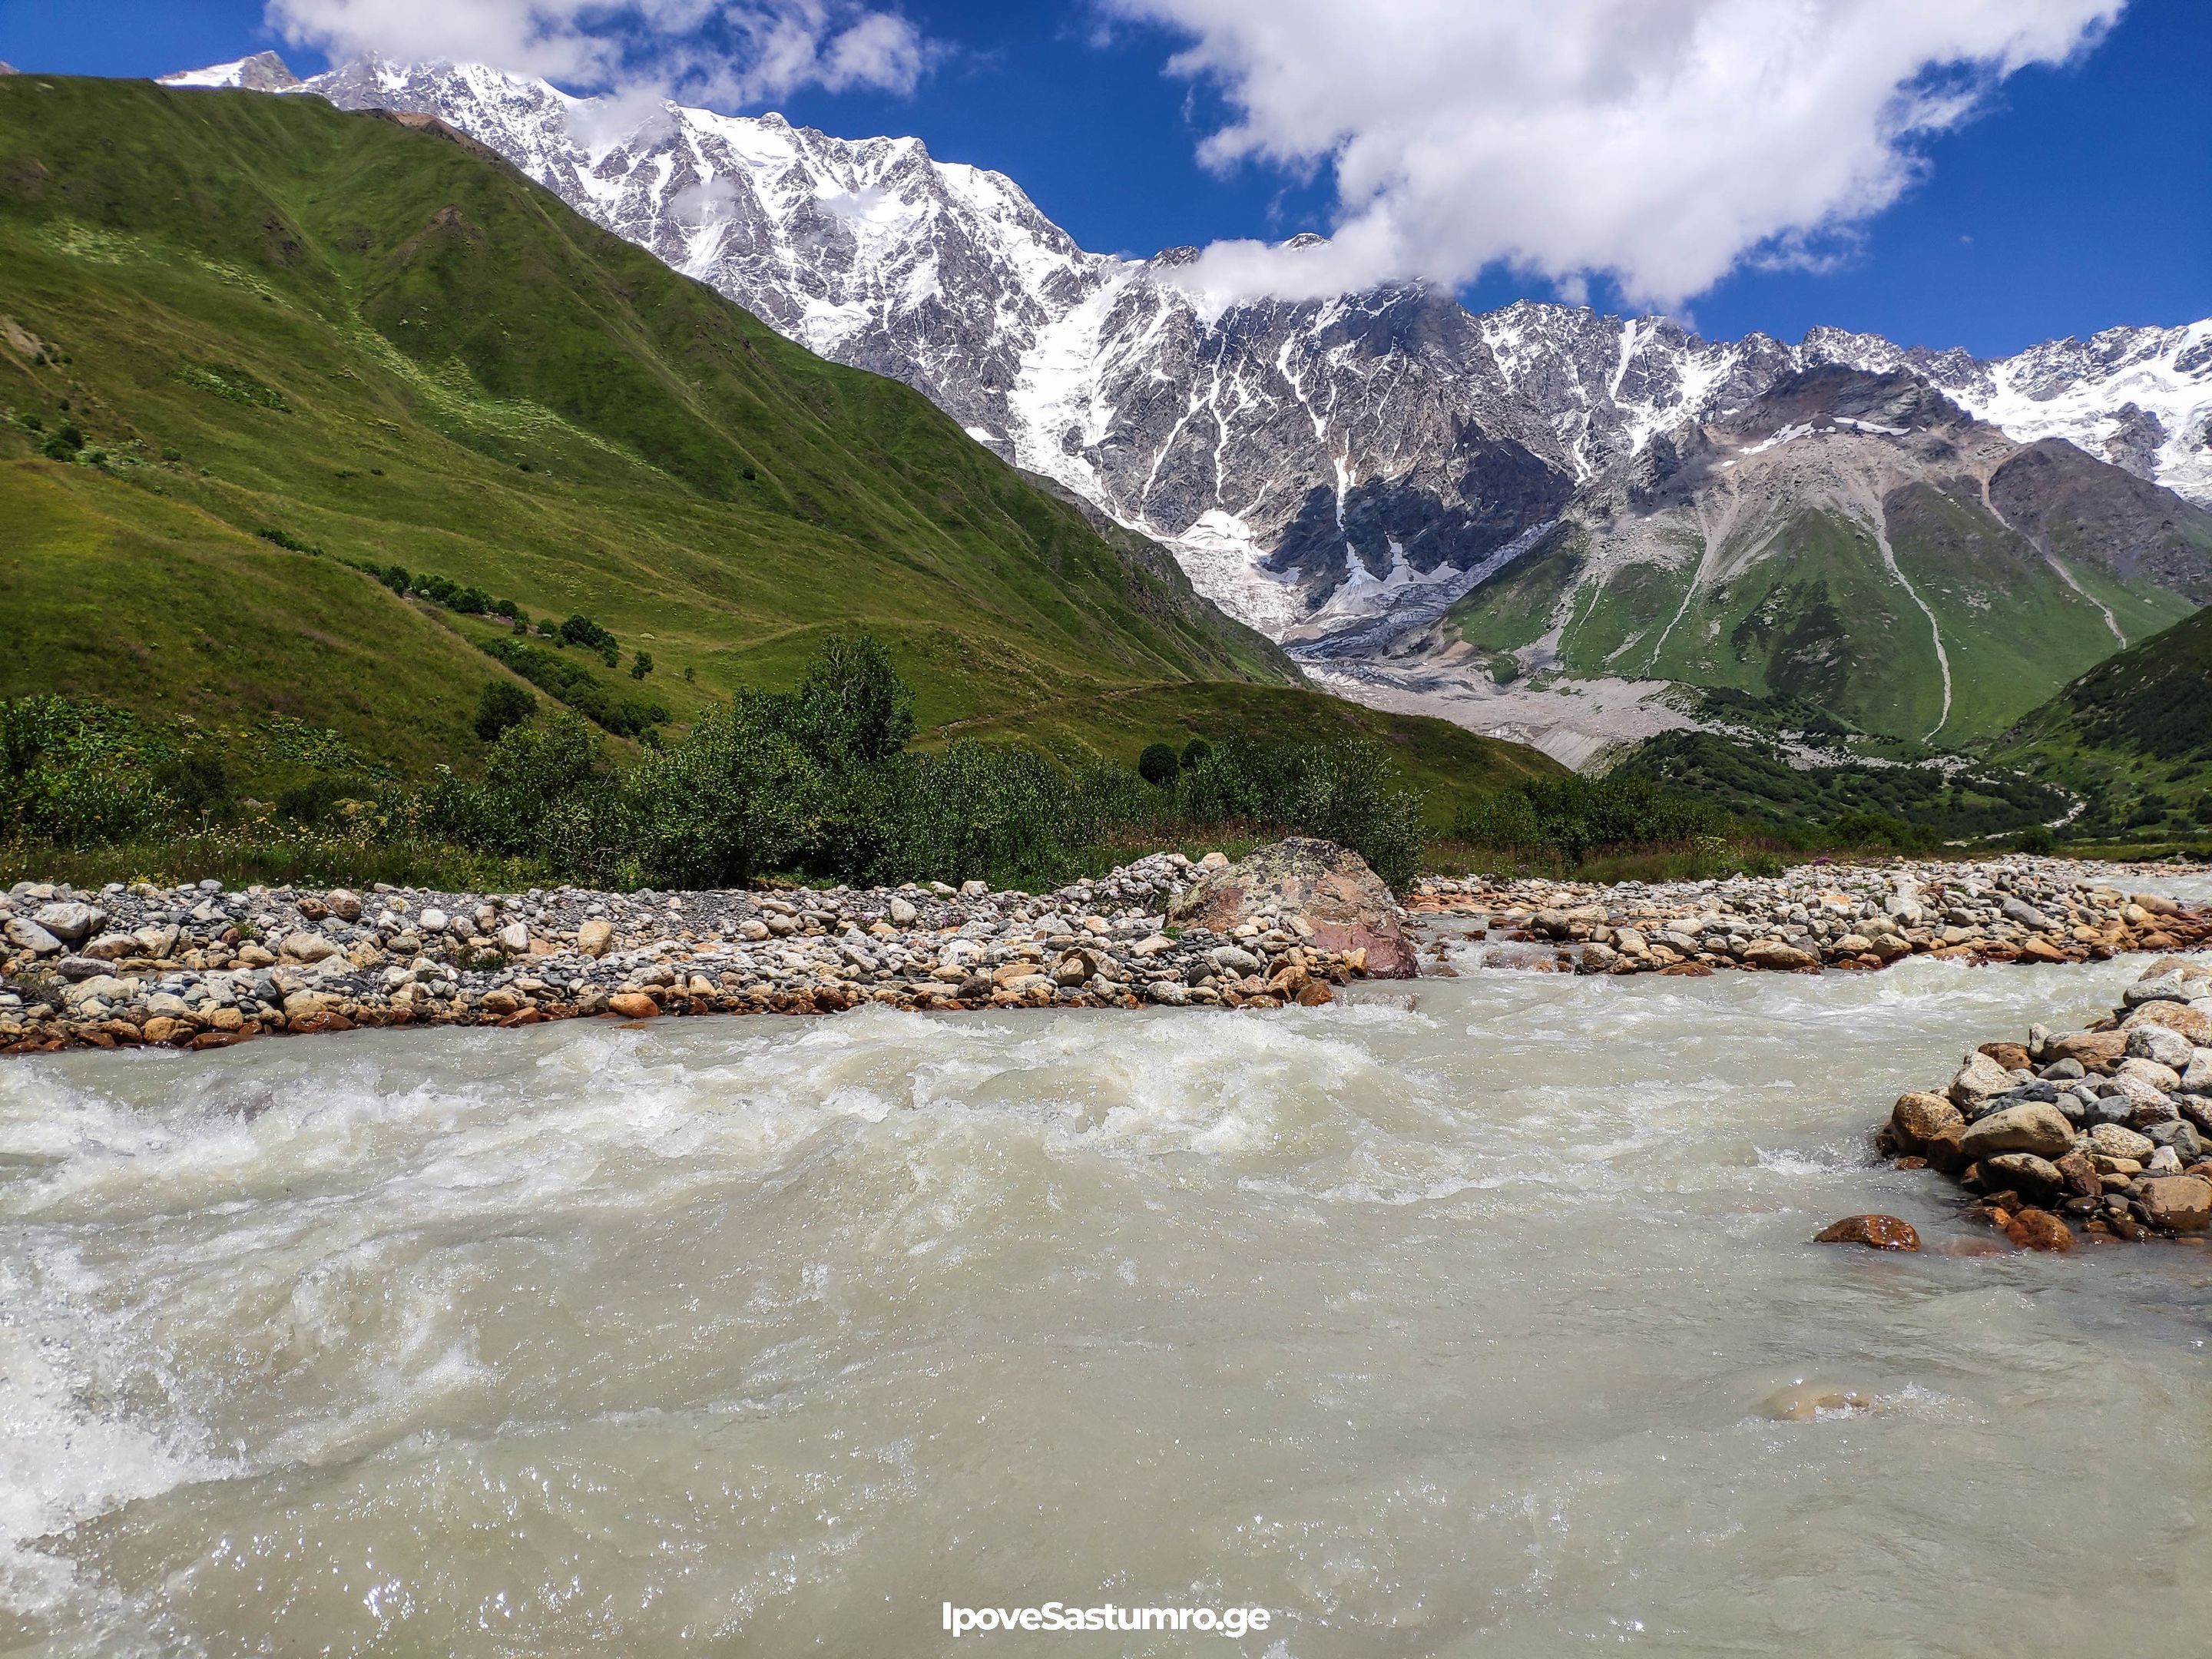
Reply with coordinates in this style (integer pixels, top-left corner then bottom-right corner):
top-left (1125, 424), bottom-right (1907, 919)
top-left (6, 928), bottom-right (2212, 1654)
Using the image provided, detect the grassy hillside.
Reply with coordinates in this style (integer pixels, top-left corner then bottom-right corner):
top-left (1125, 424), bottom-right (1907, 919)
top-left (1452, 498), bottom-right (2182, 746)
top-left (0, 75), bottom-right (1344, 783)
top-left (1993, 603), bottom-right (2212, 841)
top-left (939, 681), bottom-right (1565, 826)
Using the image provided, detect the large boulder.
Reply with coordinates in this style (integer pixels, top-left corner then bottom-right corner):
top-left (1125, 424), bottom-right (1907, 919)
top-left (2139, 1176), bottom-right (2212, 1233)
top-left (1961, 1102), bottom-right (2075, 1162)
top-left (1166, 837), bottom-right (1416, 979)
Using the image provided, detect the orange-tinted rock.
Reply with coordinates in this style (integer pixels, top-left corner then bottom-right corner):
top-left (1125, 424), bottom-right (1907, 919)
top-left (2048, 1030), bottom-right (2128, 1065)
top-left (2053, 1151), bottom-right (2103, 1200)
top-left (2137, 1176), bottom-right (2212, 1233)
top-left (1168, 837), bottom-right (1417, 979)
top-left (1977, 1041), bottom-right (2032, 1071)
top-left (1815, 1215), bottom-right (1921, 1251)
top-left (607, 992), bottom-right (660, 1019)
top-left (2003, 1210), bottom-right (2075, 1252)
top-left (1889, 1091), bottom-right (1965, 1166)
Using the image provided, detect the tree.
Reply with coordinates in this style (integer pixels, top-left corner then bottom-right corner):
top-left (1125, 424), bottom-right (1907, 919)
top-left (474, 678), bottom-right (538, 743)
top-left (1137, 742), bottom-right (1181, 788)
top-left (1179, 737), bottom-right (1213, 770)
top-left (631, 651), bottom-right (654, 680)
top-left (789, 631), bottom-right (916, 767)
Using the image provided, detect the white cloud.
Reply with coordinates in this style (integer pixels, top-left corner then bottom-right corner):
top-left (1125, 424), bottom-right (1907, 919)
top-left (1107, 0), bottom-right (2124, 308)
top-left (266, 0), bottom-right (932, 104)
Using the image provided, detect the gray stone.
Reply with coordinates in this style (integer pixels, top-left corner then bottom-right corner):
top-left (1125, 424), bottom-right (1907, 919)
top-left (3, 916), bottom-right (61, 955)
top-left (2124, 972), bottom-right (2194, 1008)
top-left (2038, 1057), bottom-right (2085, 1083)
top-left (1949, 1051), bottom-right (2018, 1110)
top-left (2127, 1024), bottom-right (2197, 1070)
top-left (418, 908), bottom-right (450, 935)
top-left (31, 901), bottom-right (101, 943)
top-left (887, 896), bottom-right (918, 926)
top-left (2088, 1122), bottom-right (2156, 1163)
top-left (498, 921), bottom-right (531, 953)
top-left (2147, 1119), bottom-right (2205, 1162)
top-left (2001, 896), bottom-right (2055, 930)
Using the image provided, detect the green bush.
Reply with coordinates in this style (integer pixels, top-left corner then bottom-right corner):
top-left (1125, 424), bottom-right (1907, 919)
top-left (1453, 773), bottom-right (1724, 865)
top-left (631, 651), bottom-right (653, 680)
top-left (627, 697), bottom-right (822, 888)
top-left (559, 614), bottom-right (618, 654)
top-left (473, 679), bottom-right (538, 743)
top-left (1137, 742), bottom-right (1181, 787)
top-left (1179, 737), bottom-right (1213, 770)
top-left (478, 636), bottom-right (668, 738)
top-left (0, 695), bottom-right (173, 844)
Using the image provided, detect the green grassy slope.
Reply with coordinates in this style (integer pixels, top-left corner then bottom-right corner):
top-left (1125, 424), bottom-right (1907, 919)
top-left (1993, 604), bottom-right (2212, 840)
top-left (941, 681), bottom-right (1566, 826)
top-left (1451, 488), bottom-right (2178, 746)
top-left (0, 76), bottom-right (1330, 778)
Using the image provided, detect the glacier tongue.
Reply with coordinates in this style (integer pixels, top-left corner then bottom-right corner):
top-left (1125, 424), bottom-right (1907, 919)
top-left (162, 52), bottom-right (2212, 641)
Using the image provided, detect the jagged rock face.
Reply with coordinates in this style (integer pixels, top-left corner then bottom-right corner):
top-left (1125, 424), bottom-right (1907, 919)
top-left (1445, 367), bottom-right (2212, 745)
top-left (162, 54), bottom-right (2212, 643)
top-left (157, 51), bottom-right (299, 91)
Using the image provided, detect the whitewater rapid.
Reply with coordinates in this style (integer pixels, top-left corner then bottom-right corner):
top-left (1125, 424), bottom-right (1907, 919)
top-left (5, 935), bottom-right (2212, 1653)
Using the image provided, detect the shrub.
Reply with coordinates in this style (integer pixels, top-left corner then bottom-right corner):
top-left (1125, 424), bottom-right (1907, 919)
top-left (2013, 824), bottom-right (2057, 854)
top-left (0, 695), bottom-right (173, 845)
top-left (626, 697), bottom-right (823, 888)
top-left (631, 651), bottom-right (654, 680)
top-left (1454, 773), bottom-right (1723, 866)
top-left (790, 631), bottom-right (915, 768)
top-left (474, 679), bottom-right (538, 743)
top-left (559, 614), bottom-right (618, 654)
top-left (1137, 742), bottom-right (1181, 787)
top-left (1180, 737), bottom-right (1213, 770)
top-left (478, 637), bottom-right (669, 738)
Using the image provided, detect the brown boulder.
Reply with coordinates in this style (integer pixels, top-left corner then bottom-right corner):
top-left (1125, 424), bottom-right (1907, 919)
top-left (1977, 1041), bottom-right (2032, 1071)
top-left (2003, 1209), bottom-right (2075, 1252)
top-left (1167, 837), bottom-right (1416, 979)
top-left (2048, 1030), bottom-right (2128, 1065)
top-left (2053, 1151), bottom-right (2103, 1199)
top-left (607, 992), bottom-right (660, 1019)
top-left (1814, 1215), bottom-right (1921, 1250)
top-left (2137, 1176), bottom-right (2212, 1233)
top-left (1889, 1092), bottom-right (1967, 1171)
top-left (1743, 939), bottom-right (1821, 972)
top-left (2125, 1001), bottom-right (2212, 1045)
top-left (1960, 1102), bottom-right (2074, 1162)
top-left (1982, 1153), bottom-right (2064, 1206)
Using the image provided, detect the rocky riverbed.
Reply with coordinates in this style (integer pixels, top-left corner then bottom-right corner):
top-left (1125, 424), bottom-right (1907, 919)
top-left (1875, 956), bottom-right (2212, 1251)
top-left (0, 840), bottom-right (1406, 1056)
top-left (1413, 857), bottom-right (2212, 975)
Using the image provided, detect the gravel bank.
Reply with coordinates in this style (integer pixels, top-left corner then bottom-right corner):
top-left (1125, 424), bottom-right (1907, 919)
top-left (1879, 957), bottom-right (2212, 1250)
top-left (0, 851), bottom-right (1367, 1056)
top-left (1412, 857), bottom-right (2212, 975)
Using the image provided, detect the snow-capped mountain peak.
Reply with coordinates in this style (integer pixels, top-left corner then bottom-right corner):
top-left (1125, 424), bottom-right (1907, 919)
top-left (161, 51), bottom-right (2212, 643)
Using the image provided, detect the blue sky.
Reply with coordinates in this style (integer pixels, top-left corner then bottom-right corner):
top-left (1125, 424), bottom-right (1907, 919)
top-left (1, 0), bottom-right (2204, 356)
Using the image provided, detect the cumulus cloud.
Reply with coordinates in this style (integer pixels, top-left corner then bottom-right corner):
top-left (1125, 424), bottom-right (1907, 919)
top-left (1107, 0), bottom-right (2124, 308)
top-left (267, 0), bottom-right (932, 103)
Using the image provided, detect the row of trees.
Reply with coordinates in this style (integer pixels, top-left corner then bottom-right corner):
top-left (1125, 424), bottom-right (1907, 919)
top-left (427, 635), bottom-right (1432, 890)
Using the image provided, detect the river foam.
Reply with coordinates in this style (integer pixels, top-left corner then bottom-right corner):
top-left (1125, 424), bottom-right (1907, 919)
top-left (5, 946), bottom-right (2212, 1652)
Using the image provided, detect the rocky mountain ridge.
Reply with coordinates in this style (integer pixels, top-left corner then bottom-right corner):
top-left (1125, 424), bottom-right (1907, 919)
top-left (154, 52), bottom-right (2212, 650)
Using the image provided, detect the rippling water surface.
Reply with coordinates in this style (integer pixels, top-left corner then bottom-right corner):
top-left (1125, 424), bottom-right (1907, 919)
top-left (6, 915), bottom-right (2212, 1654)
